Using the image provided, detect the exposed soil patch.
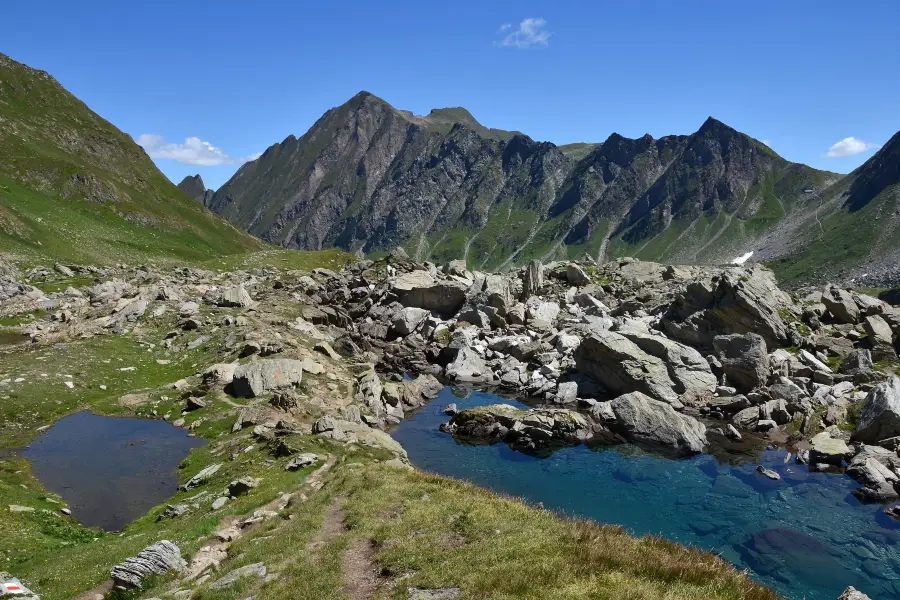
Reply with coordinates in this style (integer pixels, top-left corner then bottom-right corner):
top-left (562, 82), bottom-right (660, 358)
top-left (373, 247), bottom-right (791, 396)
top-left (342, 537), bottom-right (380, 600)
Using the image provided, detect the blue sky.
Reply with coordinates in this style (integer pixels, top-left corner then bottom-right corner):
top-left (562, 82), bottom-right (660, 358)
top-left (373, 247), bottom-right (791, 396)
top-left (2, 1), bottom-right (898, 189)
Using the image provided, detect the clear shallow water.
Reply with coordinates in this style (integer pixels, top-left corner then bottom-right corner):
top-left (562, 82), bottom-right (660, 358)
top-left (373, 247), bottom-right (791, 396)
top-left (392, 387), bottom-right (900, 600)
top-left (23, 411), bottom-right (205, 531)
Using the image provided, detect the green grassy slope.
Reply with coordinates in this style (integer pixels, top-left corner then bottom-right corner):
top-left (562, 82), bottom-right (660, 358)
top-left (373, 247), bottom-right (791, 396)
top-left (0, 52), bottom-right (263, 266)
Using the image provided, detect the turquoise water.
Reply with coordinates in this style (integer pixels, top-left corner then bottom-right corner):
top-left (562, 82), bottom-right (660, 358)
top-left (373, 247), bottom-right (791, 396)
top-left (391, 387), bottom-right (900, 600)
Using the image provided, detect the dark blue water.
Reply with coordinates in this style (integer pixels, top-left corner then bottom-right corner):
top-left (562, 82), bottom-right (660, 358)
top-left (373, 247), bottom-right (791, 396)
top-left (23, 411), bottom-right (205, 531)
top-left (392, 387), bottom-right (900, 600)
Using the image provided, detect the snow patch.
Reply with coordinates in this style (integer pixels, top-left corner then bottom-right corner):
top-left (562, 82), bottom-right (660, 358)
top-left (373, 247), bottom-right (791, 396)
top-left (732, 251), bottom-right (754, 265)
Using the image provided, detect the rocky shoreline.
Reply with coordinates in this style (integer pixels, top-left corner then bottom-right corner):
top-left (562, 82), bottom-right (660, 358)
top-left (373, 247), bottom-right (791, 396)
top-left (3, 250), bottom-right (900, 598)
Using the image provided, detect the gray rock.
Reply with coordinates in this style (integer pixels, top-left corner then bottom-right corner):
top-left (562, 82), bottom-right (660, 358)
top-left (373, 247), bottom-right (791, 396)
top-left (392, 307), bottom-right (429, 336)
top-left (663, 266), bottom-right (794, 349)
top-left (852, 377), bottom-right (900, 444)
top-left (211, 497), bottom-right (228, 510)
top-left (157, 504), bottom-right (188, 521)
top-left (842, 349), bottom-right (873, 375)
top-left (863, 315), bottom-right (896, 361)
top-left (757, 465), bottom-right (781, 480)
top-left (732, 406), bottom-right (760, 429)
top-left (725, 424), bottom-right (742, 440)
top-left (554, 381), bottom-right (578, 404)
top-left (445, 347), bottom-right (493, 384)
top-left (228, 477), bottom-right (259, 497)
top-left (522, 260), bottom-right (543, 298)
top-left (609, 392), bottom-right (707, 455)
top-left (54, 262), bottom-right (75, 277)
top-left (111, 540), bottom-right (185, 589)
top-left (443, 260), bottom-right (468, 277)
top-left (838, 586), bottom-right (872, 600)
top-left (575, 331), bottom-right (680, 404)
top-left (847, 450), bottom-right (899, 502)
top-left (809, 432), bottom-right (852, 465)
top-left (408, 588), bottom-right (461, 600)
top-left (218, 284), bottom-right (254, 308)
top-left (231, 359), bottom-right (305, 398)
top-left (713, 333), bottom-right (769, 392)
top-left (619, 330), bottom-right (717, 404)
top-left (0, 574), bottom-right (38, 599)
top-left (566, 264), bottom-right (591, 286)
top-left (823, 286), bottom-right (860, 324)
top-left (182, 464), bottom-right (221, 490)
top-left (286, 453), bottom-right (319, 471)
top-left (312, 416), bottom-right (407, 457)
top-left (210, 562), bottom-right (267, 589)
top-left (392, 271), bottom-right (466, 316)
top-left (798, 349), bottom-right (832, 373)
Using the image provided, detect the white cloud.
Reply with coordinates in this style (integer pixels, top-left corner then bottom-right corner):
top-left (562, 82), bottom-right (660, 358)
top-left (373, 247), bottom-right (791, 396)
top-left (136, 134), bottom-right (260, 166)
top-left (496, 17), bottom-right (550, 49)
top-left (825, 136), bottom-right (881, 158)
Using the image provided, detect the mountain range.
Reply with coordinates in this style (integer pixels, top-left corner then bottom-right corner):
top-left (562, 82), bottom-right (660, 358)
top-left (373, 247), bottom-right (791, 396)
top-left (195, 91), bottom-right (899, 286)
top-left (1, 51), bottom-right (897, 287)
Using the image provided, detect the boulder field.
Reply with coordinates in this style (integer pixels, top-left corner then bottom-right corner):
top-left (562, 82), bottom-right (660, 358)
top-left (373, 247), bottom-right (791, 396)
top-left (4, 252), bottom-right (900, 511)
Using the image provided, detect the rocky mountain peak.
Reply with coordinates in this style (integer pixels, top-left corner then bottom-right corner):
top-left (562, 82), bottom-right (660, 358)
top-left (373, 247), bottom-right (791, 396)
top-left (177, 174), bottom-right (212, 204)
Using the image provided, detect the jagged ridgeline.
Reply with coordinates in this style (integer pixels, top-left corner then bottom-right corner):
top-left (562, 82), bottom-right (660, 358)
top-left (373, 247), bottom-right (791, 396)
top-left (203, 91), bottom-right (898, 285)
top-left (0, 53), bottom-right (263, 265)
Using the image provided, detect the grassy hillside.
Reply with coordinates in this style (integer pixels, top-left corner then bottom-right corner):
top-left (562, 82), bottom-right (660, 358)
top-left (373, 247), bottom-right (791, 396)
top-left (0, 52), bottom-right (263, 267)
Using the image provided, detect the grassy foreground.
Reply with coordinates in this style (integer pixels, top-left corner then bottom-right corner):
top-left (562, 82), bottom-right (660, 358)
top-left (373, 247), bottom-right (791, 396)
top-left (140, 463), bottom-right (779, 600)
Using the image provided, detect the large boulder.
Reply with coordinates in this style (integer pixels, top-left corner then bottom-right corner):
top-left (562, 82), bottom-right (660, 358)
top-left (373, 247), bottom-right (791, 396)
top-left (231, 359), bottom-right (304, 398)
top-left (618, 330), bottom-right (717, 404)
top-left (445, 347), bottom-right (494, 384)
top-left (822, 286), bottom-right (860, 324)
top-left (662, 266), bottom-right (794, 349)
top-left (863, 315), bottom-right (896, 361)
top-left (846, 446), bottom-right (900, 502)
top-left (217, 284), bottom-right (254, 308)
top-left (574, 331), bottom-right (680, 404)
top-left (852, 377), bottom-right (900, 444)
top-left (609, 392), bottom-right (707, 455)
top-left (111, 540), bottom-right (186, 589)
top-left (391, 271), bottom-right (466, 316)
top-left (809, 432), bottom-right (852, 465)
top-left (713, 333), bottom-right (770, 392)
top-left (522, 260), bottom-right (543, 298)
top-left (312, 416), bottom-right (407, 457)
top-left (391, 307), bottom-right (429, 336)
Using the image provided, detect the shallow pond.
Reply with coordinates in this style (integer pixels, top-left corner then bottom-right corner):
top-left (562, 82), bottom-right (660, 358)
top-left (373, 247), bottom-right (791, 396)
top-left (23, 411), bottom-right (205, 531)
top-left (392, 387), bottom-right (900, 600)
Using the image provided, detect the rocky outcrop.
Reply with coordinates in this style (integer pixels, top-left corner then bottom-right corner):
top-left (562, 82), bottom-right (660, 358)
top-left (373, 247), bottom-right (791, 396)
top-left (442, 404), bottom-right (595, 451)
top-left (852, 377), bottom-right (900, 444)
top-left (713, 333), bottom-right (770, 392)
top-left (392, 271), bottom-right (466, 316)
top-left (231, 359), bottom-right (305, 397)
top-left (574, 331), bottom-right (680, 405)
top-left (662, 266), bottom-right (795, 349)
top-left (609, 392), bottom-right (707, 455)
top-left (111, 540), bottom-right (186, 589)
top-left (618, 328), bottom-right (716, 404)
